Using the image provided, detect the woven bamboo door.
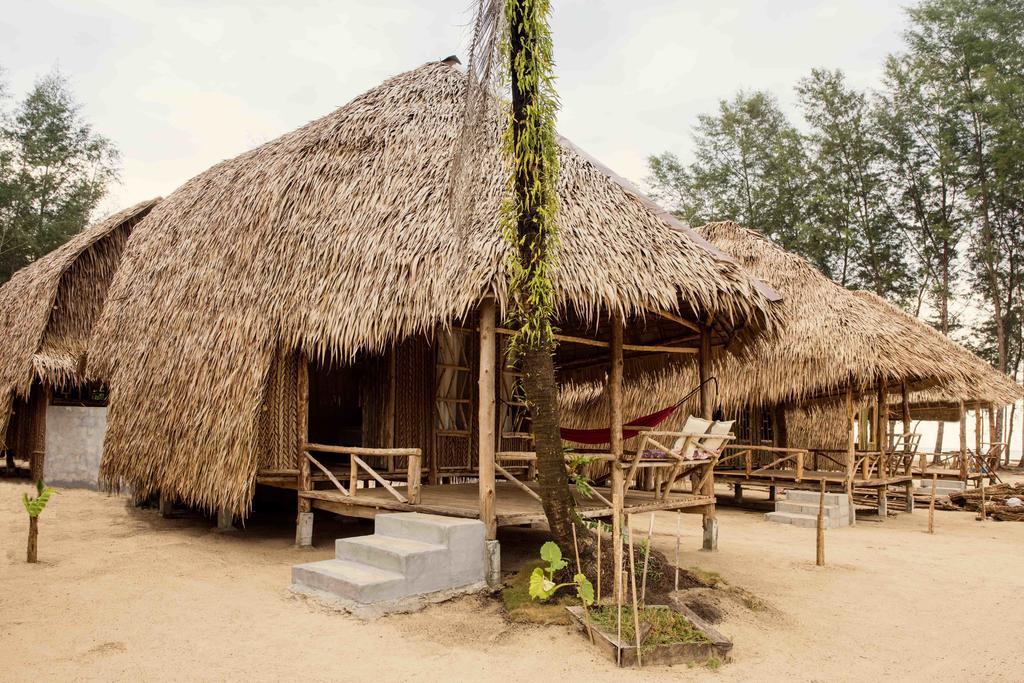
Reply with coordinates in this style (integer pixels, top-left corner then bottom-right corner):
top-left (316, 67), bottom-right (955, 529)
top-left (434, 329), bottom-right (475, 474)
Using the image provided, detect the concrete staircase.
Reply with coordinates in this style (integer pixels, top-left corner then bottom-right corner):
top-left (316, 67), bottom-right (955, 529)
top-left (292, 512), bottom-right (486, 606)
top-left (765, 490), bottom-right (853, 528)
top-left (915, 478), bottom-right (966, 498)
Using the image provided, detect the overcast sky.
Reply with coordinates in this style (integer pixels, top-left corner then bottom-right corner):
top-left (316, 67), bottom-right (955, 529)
top-left (2, 0), bottom-right (910, 212)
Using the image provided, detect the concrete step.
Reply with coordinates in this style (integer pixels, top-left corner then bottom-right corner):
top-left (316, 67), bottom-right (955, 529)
top-left (774, 501), bottom-right (849, 518)
top-left (291, 559), bottom-right (406, 603)
top-left (784, 490), bottom-right (850, 507)
top-left (765, 511), bottom-right (842, 529)
top-left (915, 480), bottom-right (965, 493)
top-left (374, 513), bottom-right (485, 585)
top-left (335, 534), bottom-right (447, 577)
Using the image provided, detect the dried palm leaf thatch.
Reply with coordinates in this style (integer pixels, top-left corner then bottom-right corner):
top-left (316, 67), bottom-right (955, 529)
top-left (561, 222), bottom-right (1012, 431)
top-left (854, 292), bottom-right (1022, 411)
top-left (87, 61), bottom-right (782, 516)
top-left (0, 199), bottom-right (160, 443)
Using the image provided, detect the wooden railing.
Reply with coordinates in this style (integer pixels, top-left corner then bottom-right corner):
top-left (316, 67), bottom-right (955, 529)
top-left (304, 443), bottom-right (422, 504)
top-left (718, 445), bottom-right (810, 481)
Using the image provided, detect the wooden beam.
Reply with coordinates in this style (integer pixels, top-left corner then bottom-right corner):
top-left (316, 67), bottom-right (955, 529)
top-left (495, 326), bottom-right (697, 354)
top-left (643, 307), bottom-right (702, 334)
top-left (845, 385), bottom-right (855, 497)
top-left (478, 298), bottom-right (498, 540)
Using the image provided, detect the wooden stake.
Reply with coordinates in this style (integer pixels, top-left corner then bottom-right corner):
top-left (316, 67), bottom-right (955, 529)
top-left (978, 483), bottom-right (987, 522)
top-left (570, 521), bottom-right (595, 644)
top-left (816, 479), bottom-right (825, 567)
top-left (596, 521), bottom-right (602, 605)
top-left (674, 510), bottom-right (681, 591)
top-left (626, 518), bottom-right (643, 668)
top-left (640, 513), bottom-right (654, 605)
top-left (927, 473), bottom-right (936, 534)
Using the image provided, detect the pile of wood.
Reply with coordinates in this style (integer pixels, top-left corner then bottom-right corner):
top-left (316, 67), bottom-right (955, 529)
top-left (948, 483), bottom-right (1024, 521)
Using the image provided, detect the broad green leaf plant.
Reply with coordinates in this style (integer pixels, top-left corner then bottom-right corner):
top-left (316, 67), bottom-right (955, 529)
top-left (528, 541), bottom-right (594, 606)
top-left (23, 479), bottom-right (55, 517)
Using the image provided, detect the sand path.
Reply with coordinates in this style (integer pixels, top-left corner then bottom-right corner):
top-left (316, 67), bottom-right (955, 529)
top-left (2, 480), bottom-right (1021, 682)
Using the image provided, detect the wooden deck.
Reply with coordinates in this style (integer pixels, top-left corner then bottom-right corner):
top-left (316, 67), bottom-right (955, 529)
top-left (716, 468), bottom-right (913, 491)
top-left (299, 482), bottom-right (713, 527)
top-left (910, 467), bottom-right (990, 484)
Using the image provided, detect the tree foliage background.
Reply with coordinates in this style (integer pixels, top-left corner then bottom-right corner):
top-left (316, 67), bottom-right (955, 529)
top-left (648, 0), bottom-right (1024, 443)
top-left (0, 67), bottom-right (119, 284)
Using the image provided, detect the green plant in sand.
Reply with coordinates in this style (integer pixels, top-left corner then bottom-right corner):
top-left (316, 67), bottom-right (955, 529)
top-left (528, 541), bottom-right (594, 606)
top-left (23, 479), bottom-right (55, 563)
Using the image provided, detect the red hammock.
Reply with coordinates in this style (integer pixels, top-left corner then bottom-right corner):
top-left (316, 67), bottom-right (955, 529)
top-left (560, 405), bottom-right (679, 445)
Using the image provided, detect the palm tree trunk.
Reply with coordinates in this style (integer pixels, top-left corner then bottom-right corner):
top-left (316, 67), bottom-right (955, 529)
top-left (508, 0), bottom-right (576, 552)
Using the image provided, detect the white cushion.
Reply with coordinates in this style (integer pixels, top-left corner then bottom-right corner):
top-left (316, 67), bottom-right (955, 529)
top-left (672, 416), bottom-right (711, 458)
top-left (698, 420), bottom-right (735, 456)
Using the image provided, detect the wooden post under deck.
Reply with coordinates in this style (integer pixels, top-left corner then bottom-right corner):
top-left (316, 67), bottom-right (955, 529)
top-left (609, 311), bottom-right (625, 603)
top-left (296, 352), bottom-right (312, 546)
top-left (876, 379), bottom-right (888, 518)
top-left (477, 298), bottom-right (497, 541)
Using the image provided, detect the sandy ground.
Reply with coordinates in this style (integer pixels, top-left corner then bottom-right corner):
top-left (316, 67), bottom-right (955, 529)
top-left (2, 479), bottom-right (1022, 682)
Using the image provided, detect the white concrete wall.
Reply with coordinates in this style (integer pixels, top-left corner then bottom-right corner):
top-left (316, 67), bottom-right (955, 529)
top-left (44, 405), bottom-right (107, 489)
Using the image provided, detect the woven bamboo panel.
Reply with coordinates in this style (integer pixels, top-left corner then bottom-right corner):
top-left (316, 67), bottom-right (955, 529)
top-left (256, 348), bottom-right (299, 471)
top-left (395, 336), bottom-right (433, 472)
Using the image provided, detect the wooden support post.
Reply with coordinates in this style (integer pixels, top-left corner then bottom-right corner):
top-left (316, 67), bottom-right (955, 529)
top-left (610, 311), bottom-right (625, 601)
top-left (216, 507), bottom-right (234, 532)
top-left (698, 324), bottom-right (712, 420)
top-left (958, 401), bottom-right (967, 481)
top-left (383, 349), bottom-right (397, 449)
top-left (611, 462), bottom-right (624, 604)
top-left (158, 491), bottom-right (173, 518)
top-left (904, 482), bottom-right (914, 514)
top-left (477, 298), bottom-right (497, 541)
top-left (733, 483), bottom-right (743, 503)
top-left (974, 407), bottom-right (983, 464)
top-left (815, 479), bottom-right (825, 567)
top-left (699, 323), bottom-right (718, 550)
top-left (773, 404), bottom-right (789, 448)
top-left (876, 379), bottom-right (889, 480)
top-left (900, 382), bottom-right (912, 453)
top-left (987, 403), bottom-right (997, 471)
top-left (768, 485), bottom-right (777, 502)
top-left (296, 352), bottom-right (313, 547)
top-left (845, 385), bottom-right (856, 525)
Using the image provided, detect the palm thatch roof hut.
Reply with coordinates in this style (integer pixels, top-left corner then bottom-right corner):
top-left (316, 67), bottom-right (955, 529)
top-left (561, 221), bottom-right (1020, 500)
top-left (0, 198), bottom-right (160, 478)
top-left (88, 60), bottom-right (782, 534)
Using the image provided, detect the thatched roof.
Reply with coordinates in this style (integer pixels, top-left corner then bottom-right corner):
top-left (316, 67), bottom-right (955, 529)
top-left (0, 198), bottom-right (160, 442)
top-left (561, 222), bottom-right (1017, 431)
top-left (89, 60), bottom-right (782, 515)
